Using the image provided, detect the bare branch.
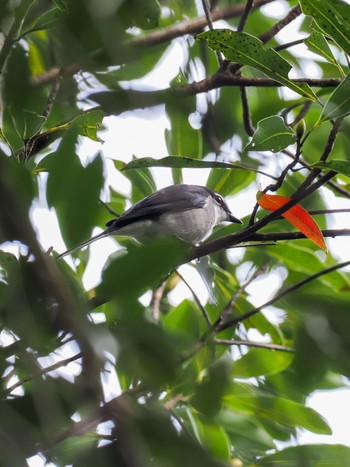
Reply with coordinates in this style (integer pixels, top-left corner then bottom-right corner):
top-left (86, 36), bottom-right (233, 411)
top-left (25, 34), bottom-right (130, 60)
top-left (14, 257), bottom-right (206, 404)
top-left (214, 338), bottom-right (295, 353)
top-left (259, 5), bottom-right (301, 44)
top-left (150, 281), bottom-right (166, 321)
top-left (214, 263), bottom-right (269, 332)
top-left (243, 228), bottom-right (350, 243)
top-left (293, 118), bottom-right (343, 198)
top-left (176, 269), bottom-right (211, 327)
top-left (218, 260), bottom-right (350, 332)
top-left (237, 0), bottom-right (255, 33)
top-left (5, 353), bottom-right (82, 396)
top-left (240, 84), bottom-right (255, 136)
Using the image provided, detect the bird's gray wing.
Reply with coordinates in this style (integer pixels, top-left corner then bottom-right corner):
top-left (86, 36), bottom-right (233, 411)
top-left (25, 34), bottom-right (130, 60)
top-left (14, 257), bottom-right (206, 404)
top-left (106, 185), bottom-right (208, 231)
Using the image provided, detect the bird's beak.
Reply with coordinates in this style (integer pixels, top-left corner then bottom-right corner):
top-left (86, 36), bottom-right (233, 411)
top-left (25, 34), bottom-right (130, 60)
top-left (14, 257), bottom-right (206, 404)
top-left (227, 212), bottom-right (243, 224)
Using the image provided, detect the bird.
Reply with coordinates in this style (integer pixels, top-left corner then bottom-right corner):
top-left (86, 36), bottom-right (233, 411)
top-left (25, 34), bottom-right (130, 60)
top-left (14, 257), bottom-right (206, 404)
top-left (56, 184), bottom-right (242, 259)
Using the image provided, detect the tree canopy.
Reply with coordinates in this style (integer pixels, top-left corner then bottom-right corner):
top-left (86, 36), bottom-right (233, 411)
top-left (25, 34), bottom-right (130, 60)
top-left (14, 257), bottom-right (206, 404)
top-left (1, 0), bottom-right (350, 465)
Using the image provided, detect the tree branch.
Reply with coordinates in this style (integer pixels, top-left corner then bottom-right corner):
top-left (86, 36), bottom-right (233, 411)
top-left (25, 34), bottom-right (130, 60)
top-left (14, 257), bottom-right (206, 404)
top-left (131, 0), bottom-right (275, 47)
top-left (259, 5), bottom-right (301, 44)
top-left (89, 77), bottom-right (341, 117)
top-left (218, 260), bottom-right (350, 332)
top-left (191, 171), bottom-right (336, 260)
top-left (5, 353), bottom-right (82, 396)
top-left (214, 338), bottom-right (295, 353)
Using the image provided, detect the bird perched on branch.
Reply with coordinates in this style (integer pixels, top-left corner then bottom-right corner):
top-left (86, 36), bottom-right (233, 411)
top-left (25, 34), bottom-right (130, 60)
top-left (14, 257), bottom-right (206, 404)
top-left (57, 184), bottom-right (242, 259)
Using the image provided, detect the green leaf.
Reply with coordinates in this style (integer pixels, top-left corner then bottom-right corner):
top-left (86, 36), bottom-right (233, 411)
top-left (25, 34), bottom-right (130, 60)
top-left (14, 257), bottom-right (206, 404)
top-left (51, 433), bottom-right (97, 465)
top-left (191, 362), bottom-right (231, 418)
top-left (196, 30), bottom-right (317, 101)
top-left (305, 32), bottom-right (343, 73)
top-left (318, 73), bottom-right (350, 123)
top-left (220, 411), bottom-right (276, 453)
top-left (189, 412), bottom-right (231, 462)
top-left (15, 109), bottom-right (105, 159)
top-left (121, 155), bottom-right (261, 173)
top-left (115, 315), bottom-right (179, 388)
top-left (66, 110), bottom-right (105, 142)
top-left (245, 116), bottom-right (296, 152)
top-left (128, 0), bottom-right (161, 30)
top-left (266, 243), bottom-right (349, 292)
top-left (23, 6), bottom-right (65, 34)
top-left (98, 239), bottom-right (186, 300)
top-left (300, 0), bottom-right (350, 56)
top-left (28, 41), bottom-right (46, 75)
top-left (255, 444), bottom-right (350, 467)
top-left (225, 394), bottom-right (331, 434)
top-left (163, 299), bottom-right (201, 349)
top-left (207, 168), bottom-right (255, 196)
top-left (113, 159), bottom-right (156, 202)
top-left (45, 130), bottom-right (104, 247)
top-left (94, 44), bottom-right (166, 83)
top-left (232, 348), bottom-right (294, 378)
top-left (313, 159), bottom-right (350, 177)
top-left (165, 98), bottom-right (202, 159)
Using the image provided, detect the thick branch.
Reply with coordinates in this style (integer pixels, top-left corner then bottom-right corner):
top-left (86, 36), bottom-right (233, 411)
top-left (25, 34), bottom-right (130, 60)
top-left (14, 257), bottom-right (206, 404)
top-left (131, 0), bottom-right (274, 47)
top-left (90, 76), bottom-right (340, 116)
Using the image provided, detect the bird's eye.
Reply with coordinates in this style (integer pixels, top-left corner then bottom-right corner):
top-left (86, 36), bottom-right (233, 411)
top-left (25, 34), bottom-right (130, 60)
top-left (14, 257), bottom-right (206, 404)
top-left (214, 195), bottom-right (223, 205)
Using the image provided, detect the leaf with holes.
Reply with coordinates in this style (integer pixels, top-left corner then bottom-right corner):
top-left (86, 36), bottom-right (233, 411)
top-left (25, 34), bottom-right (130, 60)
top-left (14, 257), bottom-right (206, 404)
top-left (300, 0), bottom-right (350, 56)
top-left (196, 29), bottom-right (317, 101)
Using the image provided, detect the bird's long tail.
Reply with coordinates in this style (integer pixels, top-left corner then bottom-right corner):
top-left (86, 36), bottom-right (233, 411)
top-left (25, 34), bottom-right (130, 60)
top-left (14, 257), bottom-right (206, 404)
top-left (56, 229), bottom-right (110, 259)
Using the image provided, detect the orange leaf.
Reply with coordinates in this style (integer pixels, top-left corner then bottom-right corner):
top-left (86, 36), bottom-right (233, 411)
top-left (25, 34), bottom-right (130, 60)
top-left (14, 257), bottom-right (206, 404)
top-left (257, 192), bottom-right (327, 250)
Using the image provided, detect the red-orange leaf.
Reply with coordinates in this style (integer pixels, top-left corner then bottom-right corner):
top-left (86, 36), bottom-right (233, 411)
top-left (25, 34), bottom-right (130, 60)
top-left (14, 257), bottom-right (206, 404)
top-left (257, 192), bottom-right (327, 250)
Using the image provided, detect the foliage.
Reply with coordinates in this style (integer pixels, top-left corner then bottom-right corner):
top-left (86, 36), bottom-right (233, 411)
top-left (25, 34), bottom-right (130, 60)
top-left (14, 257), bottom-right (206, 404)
top-left (1, 0), bottom-right (350, 465)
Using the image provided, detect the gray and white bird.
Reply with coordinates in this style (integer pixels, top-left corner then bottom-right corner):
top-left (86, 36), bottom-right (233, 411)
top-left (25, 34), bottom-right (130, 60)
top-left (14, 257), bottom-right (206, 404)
top-left (57, 184), bottom-right (242, 258)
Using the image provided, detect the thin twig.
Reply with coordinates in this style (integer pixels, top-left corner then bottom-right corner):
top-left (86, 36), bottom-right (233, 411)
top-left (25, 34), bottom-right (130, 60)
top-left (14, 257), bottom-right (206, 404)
top-left (309, 208), bottom-right (350, 215)
top-left (237, 0), bottom-right (255, 33)
top-left (201, 0), bottom-right (214, 30)
top-left (228, 5), bottom-right (302, 75)
top-left (293, 118), bottom-right (343, 198)
top-left (180, 260), bottom-right (350, 364)
top-left (275, 38), bottom-right (306, 51)
top-left (240, 84), bottom-right (255, 136)
top-left (23, 68), bottom-right (65, 160)
top-left (282, 148), bottom-right (350, 199)
top-left (42, 68), bottom-right (64, 121)
top-left (5, 353), bottom-right (82, 396)
top-left (239, 228), bottom-right (350, 243)
top-left (214, 262), bottom-right (269, 331)
top-left (214, 338), bottom-right (295, 353)
top-left (176, 269), bottom-right (211, 327)
top-left (249, 133), bottom-right (303, 226)
top-left (201, 102), bottom-right (222, 156)
top-left (201, 0), bottom-right (223, 65)
top-left (150, 281), bottom-right (166, 322)
top-left (219, 260), bottom-right (350, 332)
top-left (100, 199), bottom-right (120, 218)
top-left (259, 5), bottom-right (301, 44)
